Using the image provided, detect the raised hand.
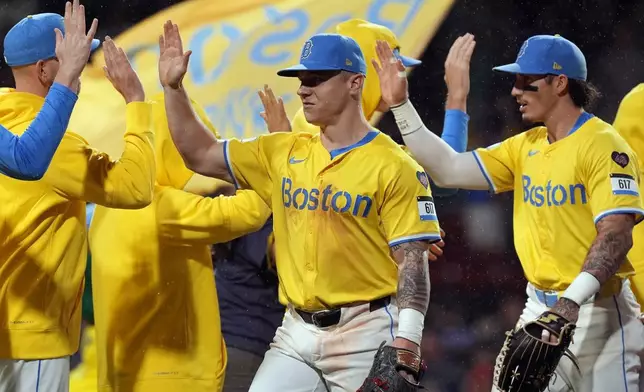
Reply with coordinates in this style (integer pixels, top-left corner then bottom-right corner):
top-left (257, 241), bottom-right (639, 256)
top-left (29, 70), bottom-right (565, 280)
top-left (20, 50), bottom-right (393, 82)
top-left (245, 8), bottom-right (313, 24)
top-left (158, 20), bottom-right (192, 89)
top-left (372, 40), bottom-right (408, 107)
top-left (53, 0), bottom-right (99, 91)
top-left (258, 84), bottom-right (291, 133)
top-left (444, 33), bottom-right (476, 110)
top-left (102, 37), bottom-right (145, 103)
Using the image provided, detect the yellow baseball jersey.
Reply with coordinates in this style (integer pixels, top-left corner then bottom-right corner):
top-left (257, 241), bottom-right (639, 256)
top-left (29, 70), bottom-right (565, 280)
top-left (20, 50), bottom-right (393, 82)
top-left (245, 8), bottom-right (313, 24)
top-left (0, 88), bottom-right (154, 360)
top-left (224, 130), bottom-right (442, 310)
top-left (613, 83), bottom-right (644, 307)
top-left (89, 96), bottom-right (271, 392)
top-left (474, 113), bottom-right (644, 291)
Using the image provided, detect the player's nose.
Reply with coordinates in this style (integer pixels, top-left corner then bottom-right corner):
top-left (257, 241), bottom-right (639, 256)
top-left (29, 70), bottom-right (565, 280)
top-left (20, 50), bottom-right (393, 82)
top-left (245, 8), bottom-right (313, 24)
top-left (511, 86), bottom-right (523, 98)
top-left (297, 84), bottom-right (311, 98)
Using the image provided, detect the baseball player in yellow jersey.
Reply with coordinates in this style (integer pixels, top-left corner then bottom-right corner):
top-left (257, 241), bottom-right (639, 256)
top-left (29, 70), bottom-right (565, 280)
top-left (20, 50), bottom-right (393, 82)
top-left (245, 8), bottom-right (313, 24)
top-left (378, 33), bottom-right (644, 391)
top-left (160, 20), bottom-right (441, 390)
top-left (87, 92), bottom-right (270, 392)
top-left (612, 84), bottom-right (644, 392)
top-left (0, 1), bottom-right (156, 390)
top-left (613, 84), bottom-right (644, 312)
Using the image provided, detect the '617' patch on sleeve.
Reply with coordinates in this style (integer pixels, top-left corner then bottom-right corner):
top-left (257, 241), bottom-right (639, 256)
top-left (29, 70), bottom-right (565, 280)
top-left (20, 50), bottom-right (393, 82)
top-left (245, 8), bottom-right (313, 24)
top-left (610, 173), bottom-right (639, 196)
top-left (417, 196), bottom-right (437, 221)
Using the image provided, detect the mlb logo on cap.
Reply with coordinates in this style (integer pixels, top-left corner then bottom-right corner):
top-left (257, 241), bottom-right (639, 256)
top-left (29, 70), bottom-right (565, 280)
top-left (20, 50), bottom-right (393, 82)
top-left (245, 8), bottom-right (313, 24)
top-left (278, 34), bottom-right (367, 77)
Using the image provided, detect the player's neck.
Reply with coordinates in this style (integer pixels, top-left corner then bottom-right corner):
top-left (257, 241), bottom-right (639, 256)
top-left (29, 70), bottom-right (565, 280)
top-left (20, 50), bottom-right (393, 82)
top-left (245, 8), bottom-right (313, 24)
top-left (319, 109), bottom-right (371, 151)
top-left (13, 76), bottom-right (48, 98)
top-left (543, 101), bottom-right (584, 143)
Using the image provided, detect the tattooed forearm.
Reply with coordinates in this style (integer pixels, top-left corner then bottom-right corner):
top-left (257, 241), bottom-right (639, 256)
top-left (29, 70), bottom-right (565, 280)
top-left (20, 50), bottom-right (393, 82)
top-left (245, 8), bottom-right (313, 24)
top-left (582, 214), bottom-right (635, 285)
top-left (391, 240), bottom-right (431, 315)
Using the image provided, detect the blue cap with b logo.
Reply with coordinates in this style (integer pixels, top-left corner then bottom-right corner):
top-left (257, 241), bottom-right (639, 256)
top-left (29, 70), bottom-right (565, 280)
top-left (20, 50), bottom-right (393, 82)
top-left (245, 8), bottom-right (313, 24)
top-left (277, 33), bottom-right (367, 77)
top-left (4, 13), bottom-right (101, 67)
top-left (493, 35), bottom-right (587, 81)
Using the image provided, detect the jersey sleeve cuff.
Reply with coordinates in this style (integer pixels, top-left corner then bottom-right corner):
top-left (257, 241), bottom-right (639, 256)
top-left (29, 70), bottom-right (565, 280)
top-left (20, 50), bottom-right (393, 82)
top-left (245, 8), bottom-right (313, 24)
top-left (471, 150), bottom-right (497, 194)
top-left (389, 233), bottom-right (442, 247)
top-left (593, 207), bottom-right (644, 225)
top-left (222, 140), bottom-right (240, 190)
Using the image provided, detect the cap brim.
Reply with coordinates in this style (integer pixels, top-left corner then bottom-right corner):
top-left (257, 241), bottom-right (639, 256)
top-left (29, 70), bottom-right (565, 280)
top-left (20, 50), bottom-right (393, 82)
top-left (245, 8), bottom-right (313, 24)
top-left (492, 63), bottom-right (522, 74)
top-left (90, 39), bottom-right (101, 53)
top-left (399, 55), bottom-right (421, 67)
top-left (277, 64), bottom-right (342, 77)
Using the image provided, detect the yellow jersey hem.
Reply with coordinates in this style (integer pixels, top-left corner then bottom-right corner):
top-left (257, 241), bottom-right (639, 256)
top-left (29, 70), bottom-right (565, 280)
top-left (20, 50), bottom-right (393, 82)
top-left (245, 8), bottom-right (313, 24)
top-left (388, 233), bottom-right (442, 247)
top-left (471, 150), bottom-right (497, 193)
top-left (222, 140), bottom-right (240, 189)
top-left (0, 328), bottom-right (76, 359)
top-left (593, 207), bottom-right (644, 225)
top-left (124, 101), bottom-right (152, 134)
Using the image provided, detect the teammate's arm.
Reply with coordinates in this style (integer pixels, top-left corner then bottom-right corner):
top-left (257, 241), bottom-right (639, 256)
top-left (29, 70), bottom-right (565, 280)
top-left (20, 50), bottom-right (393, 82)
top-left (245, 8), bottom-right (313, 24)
top-left (0, 83), bottom-right (77, 180)
top-left (156, 187), bottom-right (271, 244)
top-left (159, 21), bottom-right (230, 181)
top-left (47, 37), bottom-right (155, 208)
top-left (553, 134), bottom-right (644, 323)
top-left (0, 1), bottom-right (98, 180)
top-left (374, 37), bottom-right (488, 190)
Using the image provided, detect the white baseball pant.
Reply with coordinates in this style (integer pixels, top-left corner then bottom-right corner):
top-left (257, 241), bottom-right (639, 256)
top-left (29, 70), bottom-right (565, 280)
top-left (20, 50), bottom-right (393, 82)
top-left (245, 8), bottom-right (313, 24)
top-left (492, 280), bottom-right (644, 392)
top-left (0, 357), bottom-right (70, 392)
top-left (249, 298), bottom-right (399, 392)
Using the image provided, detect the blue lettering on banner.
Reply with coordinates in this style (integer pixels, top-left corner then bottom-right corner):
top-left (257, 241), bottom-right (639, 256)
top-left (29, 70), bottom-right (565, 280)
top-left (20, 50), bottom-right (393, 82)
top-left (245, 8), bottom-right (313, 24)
top-left (282, 177), bottom-right (373, 217)
top-left (522, 175), bottom-right (587, 207)
top-left (313, 14), bottom-right (352, 35)
top-left (122, 0), bottom-right (423, 138)
top-left (366, 0), bottom-right (423, 36)
top-left (250, 6), bottom-right (309, 65)
top-left (189, 23), bottom-right (243, 86)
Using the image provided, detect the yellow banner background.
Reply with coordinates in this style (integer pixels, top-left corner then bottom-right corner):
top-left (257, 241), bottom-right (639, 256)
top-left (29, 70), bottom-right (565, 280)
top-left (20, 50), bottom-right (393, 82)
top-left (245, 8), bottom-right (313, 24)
top-left (70, 0), bottom-right (454, 156)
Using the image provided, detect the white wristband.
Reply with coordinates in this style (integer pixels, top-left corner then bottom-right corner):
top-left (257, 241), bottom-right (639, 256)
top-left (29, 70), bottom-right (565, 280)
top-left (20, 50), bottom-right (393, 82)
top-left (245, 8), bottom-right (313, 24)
top-left (561, 271), bottom-right (601, 306)
top-left (396, 308), bottom-right (425, 345)
top-left (390, 100), bottom-right (424, 136)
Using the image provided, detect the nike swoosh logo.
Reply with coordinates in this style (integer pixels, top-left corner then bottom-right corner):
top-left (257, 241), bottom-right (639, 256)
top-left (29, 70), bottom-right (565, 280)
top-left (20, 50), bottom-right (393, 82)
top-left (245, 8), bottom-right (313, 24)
top-left (528, 150), bottom-right (539, 157)
top-left (289, 157), bottom-right (306, 164)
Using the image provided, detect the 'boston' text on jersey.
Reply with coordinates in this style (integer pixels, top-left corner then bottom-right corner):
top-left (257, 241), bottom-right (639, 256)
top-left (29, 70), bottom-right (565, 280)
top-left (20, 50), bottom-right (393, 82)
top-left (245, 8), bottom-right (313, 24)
top-left (522, 175), bottom-right (587, 207)
top-left (281, 177), bottom-right (373, 217)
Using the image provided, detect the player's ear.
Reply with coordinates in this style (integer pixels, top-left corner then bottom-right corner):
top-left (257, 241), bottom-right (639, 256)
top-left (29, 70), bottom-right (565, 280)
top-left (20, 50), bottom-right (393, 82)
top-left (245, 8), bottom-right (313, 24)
top-left (348, 73), bottom-right (364, 99)
top-left (555, 74), bottom-right (569, 96)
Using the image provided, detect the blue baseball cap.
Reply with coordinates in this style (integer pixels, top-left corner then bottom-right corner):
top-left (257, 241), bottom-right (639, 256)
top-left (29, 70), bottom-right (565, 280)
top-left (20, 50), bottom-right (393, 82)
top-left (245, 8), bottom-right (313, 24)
top-left (4, 13), bottom-right (101, 67)
top-left (278, 34), bottom-right (367, 77)
top-left (493, 35), bottom-right (587, 81)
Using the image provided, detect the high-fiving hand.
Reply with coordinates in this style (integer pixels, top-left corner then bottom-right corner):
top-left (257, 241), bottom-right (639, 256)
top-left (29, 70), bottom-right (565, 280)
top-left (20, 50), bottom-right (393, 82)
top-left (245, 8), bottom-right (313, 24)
top-left (372, 40), bottom-right (408, 108)
top-left (258, 85), bottom-right (291, 133)
top-left (444, 33), bottom-right (476, 109)
top-left (53, 0), bottom-right (99, 92)
top-left (102, 37), bottom-right (145, 103)
top-left (158, 20), bottom-right (192, 89)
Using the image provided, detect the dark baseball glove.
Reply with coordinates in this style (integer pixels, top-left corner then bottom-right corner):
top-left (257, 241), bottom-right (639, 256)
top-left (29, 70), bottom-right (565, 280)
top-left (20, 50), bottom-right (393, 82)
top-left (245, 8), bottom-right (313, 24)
top-left (493, 311), bottom-right (579, 392)
top-left (357, 341), bottom-right (426, 392)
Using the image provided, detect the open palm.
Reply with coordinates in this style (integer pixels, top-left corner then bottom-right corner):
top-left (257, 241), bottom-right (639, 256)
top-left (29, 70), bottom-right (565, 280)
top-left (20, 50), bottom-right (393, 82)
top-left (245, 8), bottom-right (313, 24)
top-left (158, 20), bottom-right (192, 89)
top-left (373, 40), bottom-right (408, 107)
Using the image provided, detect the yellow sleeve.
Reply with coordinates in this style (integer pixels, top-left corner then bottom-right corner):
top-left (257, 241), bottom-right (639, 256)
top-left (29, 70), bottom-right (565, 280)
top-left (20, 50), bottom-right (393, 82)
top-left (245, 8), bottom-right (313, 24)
top-left (613, 84), bottom-right (644, 170)
top-left (580, 131), bottom-right (644, 224)
top-left (156, 186), bottom-right (272, 244)
top-left (224, 133), bottom-right (294, 204)
top-left (382, 156), bottom-right (442, 247)
top-left (46, 102), bottom-right (155, 208)
top-left (472, 137), bottom-right (518, 194)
